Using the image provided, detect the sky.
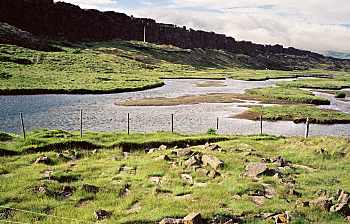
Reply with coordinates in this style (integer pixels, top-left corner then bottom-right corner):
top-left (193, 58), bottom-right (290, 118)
top-left (56, 0), bottom-right (350, 53)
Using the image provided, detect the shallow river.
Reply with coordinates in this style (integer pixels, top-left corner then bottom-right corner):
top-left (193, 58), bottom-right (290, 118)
top-left (1, 79), bottom-right (350, 137)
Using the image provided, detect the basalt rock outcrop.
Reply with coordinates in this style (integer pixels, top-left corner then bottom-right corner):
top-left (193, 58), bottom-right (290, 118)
top-left (1, 0), bottom-right (350, 70)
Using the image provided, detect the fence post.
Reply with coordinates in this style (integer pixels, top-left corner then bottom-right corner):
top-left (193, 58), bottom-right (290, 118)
top-left (20, 112), bottom-right (26, 139)
top-left (216, 117), bottom-right (219, 131)
top-left (171, 114), bottom-right (174, 133)
top-left (305, 117), bottom-right (310, 138)
top-left (127, 113), bottom-right (130, 135)
top-left (80, 109), bottom-right (83, 138)
top-left (260, 115), bottom-right (263, 135)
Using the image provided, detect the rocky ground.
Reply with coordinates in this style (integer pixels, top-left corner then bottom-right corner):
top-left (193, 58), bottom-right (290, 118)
top-left (1, 130), bottom-right (350, 223)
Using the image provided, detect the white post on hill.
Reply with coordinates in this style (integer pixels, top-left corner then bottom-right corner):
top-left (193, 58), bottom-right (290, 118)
top-left (143, 25), bottom-right (146, 43)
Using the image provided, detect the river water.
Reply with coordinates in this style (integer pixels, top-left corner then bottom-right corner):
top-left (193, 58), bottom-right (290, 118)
top-left (1, 79), bottom-right (350, 137)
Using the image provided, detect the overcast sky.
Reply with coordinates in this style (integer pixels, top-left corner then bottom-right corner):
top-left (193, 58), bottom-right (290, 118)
top-left (57, 0), bottom-right (350, 53)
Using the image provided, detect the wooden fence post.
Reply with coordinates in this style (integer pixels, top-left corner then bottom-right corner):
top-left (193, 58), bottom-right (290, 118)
top-left (127, 113), bottom-right (130, 135)
top-left (305, 117), bottom-right (310, 138)
top-left (171, 114), bottom-right (174, 133)
top-left (20, 112), bottom-right (26, 139)
top-left (260, 115), bottom-right (263, 135)
top-left (80, 109), bottom-right (83, 138)
top-left (216, 117), bottom-right (219, 131)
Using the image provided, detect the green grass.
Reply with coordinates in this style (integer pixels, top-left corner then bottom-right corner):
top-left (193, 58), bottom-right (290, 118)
top-left (237, 105), bottom-right (350, 124)
top-left (0, 129), bottom-right (230, 155)
top-left (1, 41), bottom-right (350, 94)
top-left (1, 130), bottom-right (350, 223)
top-left (246, 87), bottom-right (330, 105)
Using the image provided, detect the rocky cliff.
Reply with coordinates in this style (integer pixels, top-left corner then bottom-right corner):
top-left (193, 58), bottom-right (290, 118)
top-left (0, 0), bottom-right (349, 70)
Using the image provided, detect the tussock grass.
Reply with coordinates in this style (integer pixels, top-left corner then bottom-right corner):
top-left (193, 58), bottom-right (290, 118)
top-left (1, 132), bottom-right (350, 223)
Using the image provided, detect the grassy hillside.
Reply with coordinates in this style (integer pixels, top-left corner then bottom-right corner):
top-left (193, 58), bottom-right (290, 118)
top-left (1, 40), bottom-right (350, 95)
top-left (1, 130), bottom-right (350, 223)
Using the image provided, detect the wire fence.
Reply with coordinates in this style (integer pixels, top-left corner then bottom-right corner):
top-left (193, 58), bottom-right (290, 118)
top-left (1, 109), bottom-right (347, 138)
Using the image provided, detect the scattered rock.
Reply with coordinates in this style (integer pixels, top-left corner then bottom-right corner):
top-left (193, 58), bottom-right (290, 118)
top-left (185, 156), bottom-right (201, 167)
top-left (181, 174), bottom-right (194, 185)
top-left (251, 196), bottom-right (265, 206)
top-left (159, 145), bottom-right (168, 151)
top-left (263, 184), bottom-right (276, 199)
top-left (209, 214), bottom-right (242, 224)
top-left (38, 186), bottom-right (48, 194)
top-left (183, 212), bottom-right (203, 224)
top-left (82, 184), bottom-right (99, 194)
top-left (175, 194), bottom-right (192, 200)
top-left (159, 218), bottom-right (184, 224)
top-left (205, 143), bottom-right (222, 152)
top-left (288, 189), bottom-right (302, 197)
top-left (42, 169), bottom-right (53, 179)
top-left (245, 163), bottom-right (267, 178)
top-left (196, 168), bottom-right (209, 176)
top-left (34, 156), bottom-right (52, 165)
top-left (208, 170), bottom-right (221, 179)
top-left (119, 184), bottom-right (131, 197)
top-left (149, 176), bottom-right (162, 185)
top-left (123, 152), bottom-right (129, 158)
top-left (202, 155), bottom-right (224, 170)
top-left (95, 209), bottom-right (112, 220)
top-left (173, 148), bottom-right (193, 157)
top-left (274, 212), bottom-right (289, 224)
top-left (118, 165), bottom-right (136, 175)
top-left (310, 194), bottom-right (333, 211)
top-left (273, 156), bottom-right (289, 167)
top-left (60, 185), bottom-right (75, 198)
top-left (148, 148), bottom-right (157, 154)
top-left (232, 195), bottom-right (241, 200)
top-left (330, 190), bottom-right (350, 216)
top-left (245, 163), bottom-right (277, 178)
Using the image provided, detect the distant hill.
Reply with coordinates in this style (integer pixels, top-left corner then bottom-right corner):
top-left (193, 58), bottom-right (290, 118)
top-left (324, 51), bottom-right (350, 60)
top-left (0, 0), bottom-right (350, 71)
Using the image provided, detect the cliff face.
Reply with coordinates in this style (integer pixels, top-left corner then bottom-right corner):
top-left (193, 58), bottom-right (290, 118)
top-left (0, 0), bottom-right (349, 70)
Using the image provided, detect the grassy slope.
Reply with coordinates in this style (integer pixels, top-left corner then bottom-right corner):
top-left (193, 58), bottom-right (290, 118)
top-left (1, 130), bottom-right (350, 223)
top-left (2, 40), bottom-right (350, 94)
top-left (0, 41), bottom-right (241, 94)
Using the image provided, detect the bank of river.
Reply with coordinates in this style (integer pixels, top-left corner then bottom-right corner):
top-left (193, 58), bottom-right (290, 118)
top-left (1, 78), bottom-right (350, 136)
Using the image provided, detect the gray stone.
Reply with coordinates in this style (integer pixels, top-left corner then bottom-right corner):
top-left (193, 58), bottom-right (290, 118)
top-left (174, 148), bottom-right (193, 157)
top-left (181, 174), bottom-right (194, 185)
top-left (95, 209), bottom-right (112, 220)
top-left (183, 212), bottom-right (203, 224)
top-left (34, 156), bottom-right (52, 165)
top-left (202, 155), bottom-right (224, 170)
